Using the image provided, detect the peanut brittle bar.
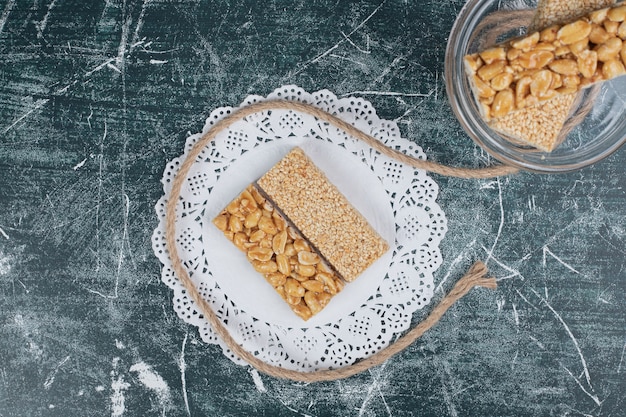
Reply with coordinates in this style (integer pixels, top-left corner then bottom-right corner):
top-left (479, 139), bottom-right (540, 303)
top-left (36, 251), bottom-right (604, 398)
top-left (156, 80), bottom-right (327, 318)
top-left (489, 0), bottom-right (617, 152)
top-left (465, 2), bottom-right (626, 149)
top-left (257, 147), bottom-right (389, 283)
top-left (213, 148), bottom-right (388, 321)
top-left (214, 184), bottom-right (345, 321)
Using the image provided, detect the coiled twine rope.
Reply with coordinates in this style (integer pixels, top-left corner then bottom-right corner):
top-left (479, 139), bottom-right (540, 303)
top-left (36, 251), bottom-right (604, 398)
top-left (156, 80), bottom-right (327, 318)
top-left (164, 99), bottom-right (511, 382)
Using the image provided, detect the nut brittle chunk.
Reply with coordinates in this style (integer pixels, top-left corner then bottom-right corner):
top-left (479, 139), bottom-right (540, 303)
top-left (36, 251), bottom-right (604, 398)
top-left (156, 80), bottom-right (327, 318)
top-left (213, 184), bottom-right (344, 321)
top-left (465, 1), bottom-right (626, 151)
top-left (257, 147), bottom-right (389, 283)
top-left (213, 147), bottom-right (389, 321)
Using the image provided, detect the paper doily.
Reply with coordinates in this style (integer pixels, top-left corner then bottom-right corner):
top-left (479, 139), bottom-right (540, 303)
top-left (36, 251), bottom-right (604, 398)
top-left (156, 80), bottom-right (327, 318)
top-left (152, 85), bottom-right (448, 371)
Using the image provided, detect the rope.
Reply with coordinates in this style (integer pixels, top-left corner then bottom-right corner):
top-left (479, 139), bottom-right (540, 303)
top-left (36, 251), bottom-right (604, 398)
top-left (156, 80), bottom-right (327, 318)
top-left (165, 99), bottom-right (502, 381)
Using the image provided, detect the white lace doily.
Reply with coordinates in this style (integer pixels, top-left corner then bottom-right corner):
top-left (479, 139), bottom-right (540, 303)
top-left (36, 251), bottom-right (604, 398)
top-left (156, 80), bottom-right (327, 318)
top-left (152, 85), bottom-right (448, 371)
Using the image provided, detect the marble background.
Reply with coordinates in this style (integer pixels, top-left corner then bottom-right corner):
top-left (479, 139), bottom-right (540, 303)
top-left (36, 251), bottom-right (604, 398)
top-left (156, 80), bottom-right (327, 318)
top-left (0, 0), bottom-right (624, 416)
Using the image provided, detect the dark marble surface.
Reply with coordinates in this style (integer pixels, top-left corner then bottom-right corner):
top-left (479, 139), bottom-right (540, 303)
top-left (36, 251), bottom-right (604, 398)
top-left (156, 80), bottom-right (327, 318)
top-left (1, 0), bottom-right (625, 416)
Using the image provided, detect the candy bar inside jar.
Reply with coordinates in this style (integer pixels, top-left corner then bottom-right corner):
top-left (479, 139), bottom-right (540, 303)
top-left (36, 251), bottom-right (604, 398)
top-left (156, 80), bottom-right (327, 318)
top-left (213, 147), bottom-right (389, 321)
top-left (464, 3), bottom-right (626, 124)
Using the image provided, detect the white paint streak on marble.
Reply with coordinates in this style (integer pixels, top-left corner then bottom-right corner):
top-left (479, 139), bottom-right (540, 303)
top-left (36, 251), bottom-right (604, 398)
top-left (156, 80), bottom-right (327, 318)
top-left (86, 107), bottom-right (94, 128)
top-left (543, 212), bottom-right (593, 248)
top-left (180, 333), bottom-right (191, 416)
top-left (111, 357), bottom-right (130, 417)
top-left (485, 178), bottom-right (504, 266)
top-left (376, 383), bottom-right (392, 417)
top-left (43, 355), bottom-right (71, 390)
top-left (341, 89), bottom-right (434, 98)
top-left (115, 192), bottom-right (131, 295)
top-left (150, 59), bottom-right (168, 64)
top-left (327, 54), bottom-right (368, 68)
top-left (436, 358), bottom-right (470, 417)
top-left (0, 250), bottom-right (12, 275)
top-left (480, 181), bottom-right (497, 190)
top-left (528, 335), bottom-right (546, 350)
top-left (107, 62), bottom-right (122, 73)
top-left (530, 289), bottom-right (598, 403)
top-left (512, 303), bottom-right (519, 329)
top-left (528, 195), bottom-right (537, 211)
top-left (72, 158), bottom-right (87, 170)
top-left (393, 100), bottom-right (427, 124)
top-left (130, 0), bottom-right (151, 49)
top-left (249, 368), bottom-right (266, 394)
top-left (618, 338), bottom-right (626, 374)
top-left (515, 290), bottom-right (539, 312)
top-left (511, 350), bottom-right (519, 370)
top-left (374, 55), bottom-right (405, 84)
top-left (85, 58), bottom-right (117, 77)
top-left (435, 238), bottom-right (476, 293)
top-left (481, 246), bottom-right (524, 281)
top-left (36, 0), bottom-right (57, 38)
top-left (86, 287), bottom-right (115, 299)
top-left (2, 51), bottom-right (133, 134)
top-left (560, 364), bottom-right (602, 407)
top-left (2, 98), bottom-right (50, 134)
top-left (291, 0), bottom-right (388, 76)
top-left (542, 245), bottom-right (580, 274)
top-left (277, 398), bottom-right (316, 417)
top-left (129, 361), bottom-right (172, 412)
top-left (596, 284), bottom-right (614, 305)
top-left (97, 0), bottom-right (113, 31)
top-left (16, 279), bottom-right (29, 293)
top-left (98, 0), bottom-right (149, 74)
top-left (358, 362), bottom-right (391, 417)
top-left (87, 167), bottom-right (131, 299)
top-left (562, 404), bottom-right (596, 417)
top-left (0, 227), bottom-right (8, 240)
top-left (116, 14), bottom-right (132, 70)
top-left (0, 0), bottom-right (16, 37)
top-left (95, 122), bottom-right (107, 273)
top-left (340, 30), bottom-right (370, 54)
top-left (439, 379), bottom-right (458, 417)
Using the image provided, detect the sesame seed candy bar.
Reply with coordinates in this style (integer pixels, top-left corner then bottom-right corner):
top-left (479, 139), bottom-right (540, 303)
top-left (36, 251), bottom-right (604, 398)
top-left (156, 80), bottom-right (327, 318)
top-left (465, 3), bottom-right (626, 133)
top-left (532, 0), bottom-right (615, 30)
top-left (257, 147), bottom-right (389, 283)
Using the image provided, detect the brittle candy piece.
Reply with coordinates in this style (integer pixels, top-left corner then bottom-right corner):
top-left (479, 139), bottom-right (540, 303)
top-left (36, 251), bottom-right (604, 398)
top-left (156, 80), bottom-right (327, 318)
top-left (489, 0), bottom-right (616, 152)
top-left (213, 184), bottom-right (345, 321)
top-left (257, 147), bottom-right (389, 283)
top-left (213, 148), bottom-right (388, 321)
top-left (465, 2), bottom-right (626, 150)
top-left (489, 93), bottom-right (577, 152)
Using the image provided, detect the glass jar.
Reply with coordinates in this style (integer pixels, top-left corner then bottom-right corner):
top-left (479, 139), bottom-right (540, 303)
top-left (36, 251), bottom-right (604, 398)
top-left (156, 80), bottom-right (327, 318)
top-left (444, 0), bottom-right (626, 173)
